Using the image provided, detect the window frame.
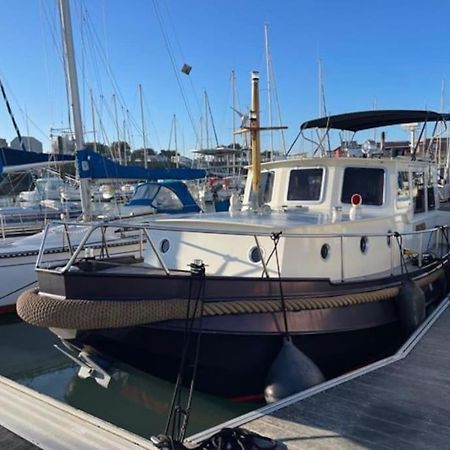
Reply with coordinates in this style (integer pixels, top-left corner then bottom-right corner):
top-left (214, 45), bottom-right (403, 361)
top-left (340, 166), bottom-right (386, 207)
top-left (284, 166), bottom-right (326, 204)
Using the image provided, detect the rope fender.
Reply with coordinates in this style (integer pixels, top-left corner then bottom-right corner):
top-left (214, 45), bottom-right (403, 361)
top-left (16, 268), bottom-right (445, 330)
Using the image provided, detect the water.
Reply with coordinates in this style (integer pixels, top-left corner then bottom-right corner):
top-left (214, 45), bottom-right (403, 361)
top-left (0, 314), bottom-right (257, 439)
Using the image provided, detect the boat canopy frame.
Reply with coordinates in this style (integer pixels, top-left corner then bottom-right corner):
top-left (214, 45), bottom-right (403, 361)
top-left (296, 110), bottom-right (450, 160)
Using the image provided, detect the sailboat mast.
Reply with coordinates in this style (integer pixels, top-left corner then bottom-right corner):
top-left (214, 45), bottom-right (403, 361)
top-left (264, 24), bottom-right (274, 160)
top-left (250, 71), bottom-right (261, 210)
top-left (112, 94), bottom-right (121, 164)
top-left (205, 91), bottom-right (209, 150)
top-left (58, 0), bottom-right (91, 219)
top-left (139, 84), bottom-right (148, 168)
top-left (174, 114), bottom-right (178, 168)
top-left (231, 70), bottom-right (237, 175)
top-left (90, 89), bottom-right (97, 153)
top-left (439, 79), bottom-right (445, 166)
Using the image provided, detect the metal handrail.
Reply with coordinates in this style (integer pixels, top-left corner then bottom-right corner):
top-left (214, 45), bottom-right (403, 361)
top-left (58, 224), bottom-right (102, 273)
top-left (38, 218), bottom-right (445, 240)
top-left (35, 219), bottom-right (450, 283)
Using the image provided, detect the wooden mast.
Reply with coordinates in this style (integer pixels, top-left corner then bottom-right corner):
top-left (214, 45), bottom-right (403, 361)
top-left (250, 71), bottom-right (261, 209)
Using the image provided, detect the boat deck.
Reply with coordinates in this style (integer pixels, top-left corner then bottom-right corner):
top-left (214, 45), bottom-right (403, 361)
top-left (188, 298), bottom-right (450, 449)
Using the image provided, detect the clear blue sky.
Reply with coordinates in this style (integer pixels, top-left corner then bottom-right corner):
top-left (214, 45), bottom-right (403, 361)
top-left (0, 0), bottom-right (449, 155)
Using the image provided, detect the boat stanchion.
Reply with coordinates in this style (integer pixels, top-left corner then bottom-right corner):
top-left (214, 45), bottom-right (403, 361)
top-left (264, 337), bottom-right (325, 404)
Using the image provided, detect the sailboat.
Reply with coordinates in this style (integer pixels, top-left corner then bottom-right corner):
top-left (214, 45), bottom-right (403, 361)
top-left (0, 0), bottom-right (205, 314)
top-left (17, 68), bottom-right (450, 401)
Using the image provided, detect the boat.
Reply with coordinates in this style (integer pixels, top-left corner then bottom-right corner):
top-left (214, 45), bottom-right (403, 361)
top-left (0, 150), bottom-right (79, 237)
top-left (18, 176), bottom-right (80, 203)
top-left (0, 174), bottom-right (205, 313)
top-left (17, 73), bottom-right (450, 401)
top-left (0, 0), bottom-right (209, 314)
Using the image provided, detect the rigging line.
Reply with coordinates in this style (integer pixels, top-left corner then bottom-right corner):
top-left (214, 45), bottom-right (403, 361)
top-left (143, 92), bottom-right (162, 150)
top-left (178, 276), bottom-right (205, 442)
top-left (41, 0), bottom-right (72, 130)
top-left (269, 56), bottom-right (286, 155)
top-left (79, 0), bottom-right (89, 137)
top-left (80, 2), bottom-right (140, 130)
top-left (164, 277), bottom-right (194, 438)
top-left (0, 280), bottom-right (38, 301)
top-left (394, 232), bottom-right (409, 277)
top-left (152, 0), bottom-right (199, 143)
top-left (215, 75), bottom-right (232, 142)
top-left (0, 78), bottom-right (26, 151)
top-left (39, 0), bottom-right (65, 67)
top-left (285, 130), bottom-right (302, 157)
top-left (206, 93), bottom-right (219, 147)
top-left (271, 232), bottom-right (290, 338)
top-left (80, 7), bottom-right (146, 139)
top-left (160, 0), bottom-right (202, 117)
top-left (0, 73), bottom-right (49, 141)
top-left (38, 0), bottom-right (56, 133)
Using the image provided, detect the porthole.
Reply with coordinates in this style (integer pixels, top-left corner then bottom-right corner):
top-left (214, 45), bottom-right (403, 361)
top-left (320, 243), bottom-right (330, 260)
top-left (249, 246), bottom-right (262, 263)
top-left (386, 230), bottom-right (392, 247)
top-left (360, 236), bottom-right (368, 254)
top-left (160, 239), bottom-right (170, 253)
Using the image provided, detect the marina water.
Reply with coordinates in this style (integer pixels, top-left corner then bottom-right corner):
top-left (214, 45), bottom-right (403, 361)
top-left (0, 313), bottom-right (256, 438)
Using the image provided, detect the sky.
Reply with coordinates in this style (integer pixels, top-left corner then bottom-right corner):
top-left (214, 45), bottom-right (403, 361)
top-left (0, 0), bottom-right (450, 155)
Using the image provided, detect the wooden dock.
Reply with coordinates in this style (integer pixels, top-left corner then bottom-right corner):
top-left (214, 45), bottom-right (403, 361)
top-left (189, 298), bottom-right (450, 449)
top-left (0, 374), bottom-right (157, 450)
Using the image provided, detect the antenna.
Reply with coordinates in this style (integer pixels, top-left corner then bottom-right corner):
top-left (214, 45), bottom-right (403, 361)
top-left (401, 123), bottom-right (419, 155)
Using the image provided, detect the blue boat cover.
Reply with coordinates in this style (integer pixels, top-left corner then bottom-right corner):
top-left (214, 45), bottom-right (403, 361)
top-left (76, 149), bottom-right (205, 180)
top-left (128, 180), bottom-right (201, 213)
top-left (0, 147), bottom-right (74, 174)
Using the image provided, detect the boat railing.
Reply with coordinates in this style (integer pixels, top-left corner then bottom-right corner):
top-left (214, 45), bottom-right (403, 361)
top-left (0, 214), bottom-right (5, 241)
top-left (0, 211), bottom-right (48, 240)
top-left (35, 219), bottom-right (450, 282)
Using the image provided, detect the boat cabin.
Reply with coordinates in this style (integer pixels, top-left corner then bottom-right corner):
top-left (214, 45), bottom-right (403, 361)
top-left (244, 156), bottom-right (438, 222)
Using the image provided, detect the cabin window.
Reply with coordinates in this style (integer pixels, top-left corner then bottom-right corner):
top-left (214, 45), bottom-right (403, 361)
top-left (341, 168), bottom-right (384, 206)
top-left (132, 184), bottom-right (160, 201)
top-left (412, 171), bottom-right (425, 214)
top-left (153, 186), bottom-right (183, 210)
top-left (287, 168), bottom-right (323, 201)
top-left (251, 171), bottom-right (274, 204)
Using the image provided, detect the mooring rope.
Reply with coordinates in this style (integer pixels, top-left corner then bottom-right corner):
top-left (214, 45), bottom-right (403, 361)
top-left (271, 232), bottom-right (290, 339)
top-left (394, 232), bottom-right (409, 277)
top-left (163, 261), bottom-right (206, 444)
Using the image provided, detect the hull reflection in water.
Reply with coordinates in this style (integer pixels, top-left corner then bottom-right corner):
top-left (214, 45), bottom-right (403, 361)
top-left (0, 316), bottom-right (255, 438)
top-left (65, 365), bottom-right (256, 437)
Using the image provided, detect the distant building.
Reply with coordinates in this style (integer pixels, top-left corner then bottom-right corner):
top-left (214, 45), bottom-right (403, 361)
top-left (10, 136), bottom-right (43, 153)
top-left (51, 135), bottom-right (75, 155)
top-left (332, 137), bottom-right (450, 161)
top-left (0, 138), bottom-right (7, 148)
top-left (193, 144), bottom-right (249, 176)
